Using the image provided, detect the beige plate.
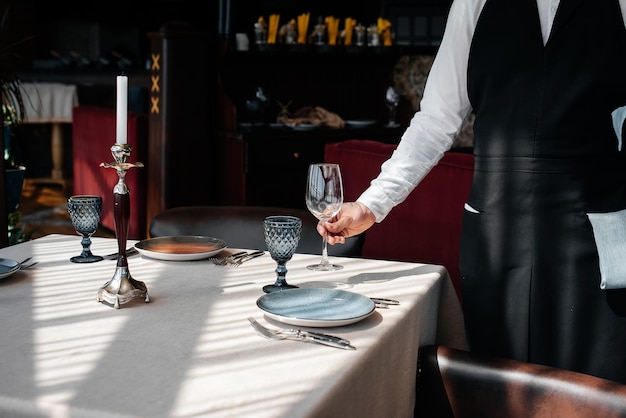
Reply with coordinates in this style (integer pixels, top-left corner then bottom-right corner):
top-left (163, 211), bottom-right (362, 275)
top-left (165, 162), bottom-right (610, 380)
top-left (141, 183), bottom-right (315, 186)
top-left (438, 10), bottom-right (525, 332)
top-left (134, 236), bottom-right (227, 261)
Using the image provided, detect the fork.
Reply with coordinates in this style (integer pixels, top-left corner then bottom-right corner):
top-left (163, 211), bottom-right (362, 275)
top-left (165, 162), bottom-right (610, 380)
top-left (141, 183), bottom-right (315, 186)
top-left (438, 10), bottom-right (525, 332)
top-left (230, 251), bottom-right (265, 267)
top-left (247, 317), bottom-right (355, 350)
top-left (18, 257), bottom-right (37, 270)
top-left (19, 257), bottom-right (32, 266)
top-left (20, 261), bottom-right (38, 270)
top-left (209, 251), bottom-right (248, 265)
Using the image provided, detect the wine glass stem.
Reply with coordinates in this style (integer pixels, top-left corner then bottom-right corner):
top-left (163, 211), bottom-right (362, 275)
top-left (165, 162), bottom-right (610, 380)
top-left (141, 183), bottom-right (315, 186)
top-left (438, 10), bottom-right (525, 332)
top-left (320, 229), bottom-right (331, 266)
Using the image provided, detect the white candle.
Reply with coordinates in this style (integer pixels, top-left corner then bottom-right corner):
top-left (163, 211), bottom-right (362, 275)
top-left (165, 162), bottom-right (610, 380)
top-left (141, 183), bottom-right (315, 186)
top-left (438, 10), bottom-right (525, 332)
top-left (116, 75), bottom-right (128, 144)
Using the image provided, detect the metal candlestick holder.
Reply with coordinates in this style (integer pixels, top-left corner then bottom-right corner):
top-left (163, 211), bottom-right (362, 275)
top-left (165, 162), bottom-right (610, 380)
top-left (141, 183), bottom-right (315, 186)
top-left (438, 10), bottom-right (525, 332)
top-left (96, 143), bottom-right (149, 309)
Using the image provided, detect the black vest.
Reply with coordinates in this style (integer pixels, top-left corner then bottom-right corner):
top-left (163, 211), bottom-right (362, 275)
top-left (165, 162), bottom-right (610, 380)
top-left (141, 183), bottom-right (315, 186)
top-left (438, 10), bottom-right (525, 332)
top-left (467, 0), bottom-right (626, 158)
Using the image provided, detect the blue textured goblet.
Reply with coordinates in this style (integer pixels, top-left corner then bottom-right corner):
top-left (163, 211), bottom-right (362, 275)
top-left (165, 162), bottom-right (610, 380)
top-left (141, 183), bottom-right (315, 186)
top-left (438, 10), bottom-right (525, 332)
top-left (68, 195), bottom-right (104, 263)
top-left (263, 215), bottom-right (302, 293)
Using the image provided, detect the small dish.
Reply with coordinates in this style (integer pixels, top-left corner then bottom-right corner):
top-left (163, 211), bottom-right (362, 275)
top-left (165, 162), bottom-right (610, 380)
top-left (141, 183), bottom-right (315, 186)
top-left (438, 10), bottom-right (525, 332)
top-left (134, 236), bottom-right (227, 261)
top-left (256, 288), bottom-right (375, 327)
top-left (0, 258), bottom-right (20, 279)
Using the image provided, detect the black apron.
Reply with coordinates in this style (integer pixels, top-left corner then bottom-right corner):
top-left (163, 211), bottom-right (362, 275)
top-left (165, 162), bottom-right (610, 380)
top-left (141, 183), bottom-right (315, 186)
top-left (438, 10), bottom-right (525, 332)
top-left (461, 0), bottom-right (626, 383)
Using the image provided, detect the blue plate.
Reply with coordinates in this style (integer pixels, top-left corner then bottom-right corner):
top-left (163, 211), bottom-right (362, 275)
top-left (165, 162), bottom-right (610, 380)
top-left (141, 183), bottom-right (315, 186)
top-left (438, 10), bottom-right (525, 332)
top-left (256, 288), bottom-right (375, 327)
top-left (0, 258), bottom-right (20, 279)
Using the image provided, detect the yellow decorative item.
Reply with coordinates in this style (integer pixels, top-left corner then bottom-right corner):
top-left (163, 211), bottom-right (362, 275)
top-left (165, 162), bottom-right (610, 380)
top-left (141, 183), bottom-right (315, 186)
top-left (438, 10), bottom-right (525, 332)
top-left (297, 12), bottom-right (310, 44)
top-left (343, 18), bottom-right (356, 46)
top-left (268, 14), bottom-right (280, 44)
top-left (325, 16), bottom-right (340, 45)
top-left (377, 17), bottom-right (393, 46)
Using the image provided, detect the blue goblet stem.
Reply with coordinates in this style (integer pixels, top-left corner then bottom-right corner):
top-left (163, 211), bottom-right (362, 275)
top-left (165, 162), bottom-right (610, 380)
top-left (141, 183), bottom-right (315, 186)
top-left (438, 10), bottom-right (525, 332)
top-left (273, 262), bottom-right (289, 287)
top-left (79, 236), bottom-right (95, 258)
top-left (263, 215), bottom-right (302, 293)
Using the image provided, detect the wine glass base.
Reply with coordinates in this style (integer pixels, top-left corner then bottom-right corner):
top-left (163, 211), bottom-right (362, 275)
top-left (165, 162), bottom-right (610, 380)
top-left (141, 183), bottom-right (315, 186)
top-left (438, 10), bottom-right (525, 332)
top-left (71, 254), bottom-right (104, 263)
top-left (262, 283), bottom-right (298, 293)
top-left (306, 263), bottom-right (344, 271)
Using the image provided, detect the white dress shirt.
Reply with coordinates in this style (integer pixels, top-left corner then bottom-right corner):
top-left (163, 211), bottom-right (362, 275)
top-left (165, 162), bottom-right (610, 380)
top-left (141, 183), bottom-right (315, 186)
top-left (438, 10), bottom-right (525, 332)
top-left (358, 0), bottom-right (626, 222)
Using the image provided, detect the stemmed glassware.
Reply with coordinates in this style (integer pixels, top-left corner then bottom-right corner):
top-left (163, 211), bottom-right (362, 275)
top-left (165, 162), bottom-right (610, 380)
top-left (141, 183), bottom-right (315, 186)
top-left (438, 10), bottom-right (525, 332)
top-left (385, 86), bottom-right (400, 127)
top-left (262, 215), bottom-right (302, 293)
top-left (305, 163), bottom-right (344, 271)
top-left (67, 195), bottom-right (104, 263)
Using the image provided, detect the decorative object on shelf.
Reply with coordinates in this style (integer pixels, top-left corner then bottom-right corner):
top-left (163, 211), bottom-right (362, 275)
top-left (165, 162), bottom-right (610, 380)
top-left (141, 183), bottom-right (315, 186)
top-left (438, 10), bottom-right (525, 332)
top-left (311, 16), bottom-right (326, 46)
top-left (392, 55), bottom-right (475, 147)
top-left (245, 86), bottom-right (269, 125)
top-left (343, 18), bottom-right (357, 46)
top-left (235, 33), bottom-right (249, 51)
top-left (378, 18), bottom-right (393, 46)
top-left (354, 23), bottom-right (366, 46)
top-left (385, 86), bottom-right (400, 127)
top-left (276, 106), bottom-right (344, 129)
top-left (254, 16), bottom-right (267, 44)
top-left (367, 25), bottom-right (380, 47)
top-left (326, 16), bottom-right (340, 46)
top-left (97, 75), bottom-right (149, 309)
top-left (297, 12), bottom-right (310, 44)
top-left (267, 14), bottom-right (280, 44)
top-left (279, 19), bottom-right (297, 45)
top-left (250, 12), bottom-right (393, 49)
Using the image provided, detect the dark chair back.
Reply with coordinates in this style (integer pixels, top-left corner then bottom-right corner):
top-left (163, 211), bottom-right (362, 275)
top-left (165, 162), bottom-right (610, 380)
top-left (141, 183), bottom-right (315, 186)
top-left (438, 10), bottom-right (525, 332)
top-left (416, 345), bottom-right (626, 418)
top-left (148, 205), bottom-right (365, 257)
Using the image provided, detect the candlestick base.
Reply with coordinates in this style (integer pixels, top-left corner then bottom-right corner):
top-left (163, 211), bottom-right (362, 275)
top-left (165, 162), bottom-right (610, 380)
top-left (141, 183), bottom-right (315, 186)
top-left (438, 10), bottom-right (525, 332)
top-left (97, 266), bottom-right (149, 309)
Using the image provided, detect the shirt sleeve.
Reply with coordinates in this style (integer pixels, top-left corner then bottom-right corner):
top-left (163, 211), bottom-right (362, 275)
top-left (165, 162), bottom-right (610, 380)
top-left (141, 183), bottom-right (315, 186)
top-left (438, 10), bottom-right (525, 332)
top-left (357, 0), bottom-right (481, 222)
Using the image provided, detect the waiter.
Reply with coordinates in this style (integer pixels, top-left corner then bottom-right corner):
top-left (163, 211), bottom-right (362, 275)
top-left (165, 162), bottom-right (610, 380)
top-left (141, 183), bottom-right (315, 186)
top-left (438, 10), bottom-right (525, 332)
top-left (321, 0), bottom-right (626, 384)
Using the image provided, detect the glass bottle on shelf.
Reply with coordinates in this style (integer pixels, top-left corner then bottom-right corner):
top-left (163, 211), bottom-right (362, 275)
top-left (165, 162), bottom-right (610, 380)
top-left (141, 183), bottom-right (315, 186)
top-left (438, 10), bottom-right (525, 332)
top-left (254, 17), bottom-right (267, 44)
top-left (354, 24), bottom-right (366, 46)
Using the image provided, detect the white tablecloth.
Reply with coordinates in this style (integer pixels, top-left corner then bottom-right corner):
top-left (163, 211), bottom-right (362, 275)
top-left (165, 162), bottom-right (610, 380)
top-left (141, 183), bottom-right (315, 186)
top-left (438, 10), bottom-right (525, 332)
top-left (0, 235), bottom-right (466, 418)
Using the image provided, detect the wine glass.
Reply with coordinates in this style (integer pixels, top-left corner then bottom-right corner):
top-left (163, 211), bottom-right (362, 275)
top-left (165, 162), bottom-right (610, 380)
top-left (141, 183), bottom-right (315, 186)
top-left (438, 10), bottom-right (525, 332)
top-left (67, 195), bottom-right (104, 263)
top-left (262, 215), bottom-right (302, 293)
top-left (305, 163), bottom-right (344, 271)
top-left (385, 86), bottom-right (400, 127)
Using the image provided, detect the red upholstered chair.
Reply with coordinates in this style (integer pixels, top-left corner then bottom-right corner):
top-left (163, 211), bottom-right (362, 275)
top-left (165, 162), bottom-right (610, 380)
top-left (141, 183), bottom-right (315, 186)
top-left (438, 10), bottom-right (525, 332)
top-left (324, 140), bottom-right (474, 304)
top-left (416, 345), bottom-right (626, 417)
top-left (72, 106), bottom-right (148, 239)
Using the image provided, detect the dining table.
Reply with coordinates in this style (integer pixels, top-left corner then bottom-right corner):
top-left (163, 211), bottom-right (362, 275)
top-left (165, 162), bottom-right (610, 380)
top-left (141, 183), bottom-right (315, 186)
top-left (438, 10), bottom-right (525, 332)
top-left (0, 234), bottom-right (467, 418)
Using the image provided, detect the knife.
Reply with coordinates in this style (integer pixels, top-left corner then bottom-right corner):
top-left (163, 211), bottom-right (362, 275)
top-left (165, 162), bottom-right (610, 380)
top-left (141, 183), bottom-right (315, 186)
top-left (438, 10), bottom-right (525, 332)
top-left (296, 332), bottom-right (356, 350)
top-left (248, 317), bottom-right (355, 350)
top-left (102, 247), bottom-right (139, 260)
top-left (292, 329), bottom-right (352, 346)
top-left (370, 297), bottom-right (400, 305)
